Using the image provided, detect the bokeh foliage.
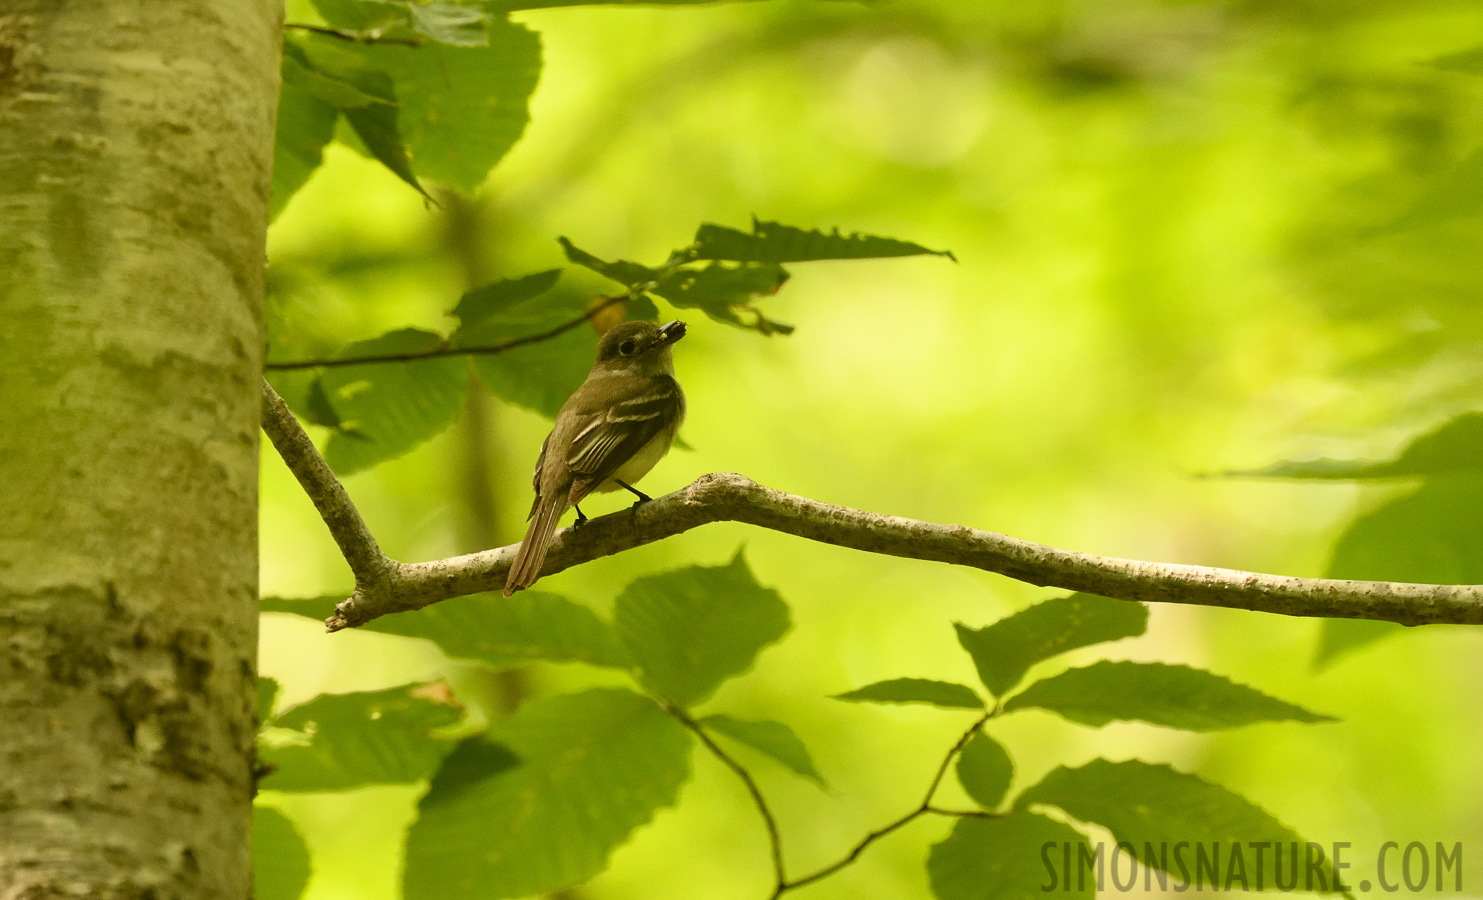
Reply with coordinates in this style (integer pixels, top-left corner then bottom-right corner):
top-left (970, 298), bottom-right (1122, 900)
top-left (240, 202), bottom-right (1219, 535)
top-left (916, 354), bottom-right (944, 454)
top-left (258, 0), bottom-right (1483, 897)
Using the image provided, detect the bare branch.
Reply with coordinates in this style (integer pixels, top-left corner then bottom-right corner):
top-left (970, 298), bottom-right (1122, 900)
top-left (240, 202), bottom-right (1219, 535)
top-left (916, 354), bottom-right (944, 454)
top-left (257, 383), bottom-right (1483, 631)
top-left (259, 379), bottom-right (399, 592)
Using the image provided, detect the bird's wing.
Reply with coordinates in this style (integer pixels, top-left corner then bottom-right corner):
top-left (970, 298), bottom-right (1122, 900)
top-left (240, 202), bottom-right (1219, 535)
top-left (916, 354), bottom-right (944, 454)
top-left (525, 432), bottom-right (551, 520)
top-left (565, 375), bottom-right (682, 504)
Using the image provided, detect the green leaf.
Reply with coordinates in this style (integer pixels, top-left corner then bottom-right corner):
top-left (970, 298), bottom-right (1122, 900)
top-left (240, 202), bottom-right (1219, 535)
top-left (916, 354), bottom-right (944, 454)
top-left (406, 1), bottom-right (490, 46)
top-left (343, 101), bottom-right (433, 201)
top-left (252, 806), bottom-right (312, 900)
top-left (558, 236), bottom-right (663, 288)
top-left (363, 591), bottom-right (632, 669)
top-left (451, 269), bottom-right (564, 330)
top-left (1431, 46), bottom-right (1483, 74)
top-left (403, 688), bottom-right (692, 900)
top-left (1314, 474), bottom-right (1483, 666)
top-left (955, 730), bottom-right (1013, 809)
top-left (653, 263), bottom-right (794, 333)
top-left (258, 677), bottom-right (281, 725)
top-left (928, 810), bottom-right (1091, 900)
top-left (685, 218), bottom-right (955, 263)
top-left (832, 677), bottom-right (985, 710)
top-left (261, 683), bottom-right (462, 791)
top-left (955, 594), bottom-right (1147, 697)
top-left (282, 41), bottom-right (396, 110)
top-left (270, 80), bottom-right (339, 221)
top-left (1020, 759), bottom-right (1341, 891)
top-left (312, 0), bottom-right (410, 32)
top-left (351, 19), bottom-right (542, 193)
top-left (699, 714), bottom-right (823, 784)
top-left (319, 328), bottom-right (470, 474)
top-left (1227, 413), bottom-right (1483, 480)
top-left (613, 552), bottom-right (791, 708)
top-left (457, 283), bottom-right (595, 418)
top-left (1003, 661), bottom-right (1335, 730)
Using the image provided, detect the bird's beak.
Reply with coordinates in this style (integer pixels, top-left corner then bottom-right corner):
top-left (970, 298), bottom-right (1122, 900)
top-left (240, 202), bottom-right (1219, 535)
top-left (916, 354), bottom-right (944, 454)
top-left (657, 320), bottom-right (687, 345)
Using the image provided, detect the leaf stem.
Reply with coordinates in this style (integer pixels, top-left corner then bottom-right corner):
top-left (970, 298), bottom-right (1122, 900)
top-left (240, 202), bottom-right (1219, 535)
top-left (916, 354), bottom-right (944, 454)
top-left (659, 700), bottom-right (788, 894)
top-left (263, 294), bottom-right (629, 371)
top-left (775, 711), bottom-right (993, 897)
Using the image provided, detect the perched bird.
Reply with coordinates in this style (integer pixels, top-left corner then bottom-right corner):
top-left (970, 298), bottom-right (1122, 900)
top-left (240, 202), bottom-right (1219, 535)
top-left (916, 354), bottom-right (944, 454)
top-left (503, 319), bottom-right (687, 597)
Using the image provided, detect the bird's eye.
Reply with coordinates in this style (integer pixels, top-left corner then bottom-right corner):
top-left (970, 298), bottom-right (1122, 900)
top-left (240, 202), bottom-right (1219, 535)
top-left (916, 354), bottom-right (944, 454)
top-left (619, 340), bottom-right (638, 356)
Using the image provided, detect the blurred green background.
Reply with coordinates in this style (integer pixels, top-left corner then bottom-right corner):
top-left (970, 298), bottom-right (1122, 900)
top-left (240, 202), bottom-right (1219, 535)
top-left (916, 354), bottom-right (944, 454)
top-left (260, 0), bottom-right (1483, 897)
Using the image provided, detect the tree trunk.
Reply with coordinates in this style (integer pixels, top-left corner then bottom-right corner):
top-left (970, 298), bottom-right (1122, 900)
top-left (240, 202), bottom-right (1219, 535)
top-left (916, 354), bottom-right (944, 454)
top-left (0, 3), bottom-right (279, 898)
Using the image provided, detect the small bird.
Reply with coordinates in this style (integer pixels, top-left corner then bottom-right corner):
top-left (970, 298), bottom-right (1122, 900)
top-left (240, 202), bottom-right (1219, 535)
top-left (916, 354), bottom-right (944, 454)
top-left (503, 319), bottom-right (687, 597)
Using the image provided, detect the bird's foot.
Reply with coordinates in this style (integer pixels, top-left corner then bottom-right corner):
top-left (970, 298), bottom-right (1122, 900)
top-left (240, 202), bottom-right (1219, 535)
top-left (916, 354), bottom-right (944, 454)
top-left (572, 505), bottom-right (589, 528)
top-left (615, 480), bottom-right (653, 508)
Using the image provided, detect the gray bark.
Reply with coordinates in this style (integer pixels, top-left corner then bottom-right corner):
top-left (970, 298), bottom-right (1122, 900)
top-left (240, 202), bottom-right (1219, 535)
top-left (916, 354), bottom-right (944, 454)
top-left (0, 3), bottom-right (279, 898)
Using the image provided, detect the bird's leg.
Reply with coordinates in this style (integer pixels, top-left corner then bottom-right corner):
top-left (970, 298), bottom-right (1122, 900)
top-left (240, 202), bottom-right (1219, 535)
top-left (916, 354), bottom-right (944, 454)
top-left (614, 480), bottom-right (653, 508)
top-left (572, 505), bottom-right (589, 527)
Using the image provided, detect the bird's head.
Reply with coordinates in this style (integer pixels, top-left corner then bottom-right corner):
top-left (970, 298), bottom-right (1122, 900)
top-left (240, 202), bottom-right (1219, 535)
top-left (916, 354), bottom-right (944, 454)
top-left (594, 319), bottom-right (686, 374)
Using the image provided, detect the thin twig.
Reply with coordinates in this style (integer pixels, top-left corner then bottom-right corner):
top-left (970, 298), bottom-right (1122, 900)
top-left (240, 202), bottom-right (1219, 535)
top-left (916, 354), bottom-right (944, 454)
top-left (661, 701), bottom-right (788, 894)
top-left (284, 22), bottom-right (425, 46)
top-left (777, 713), bottom-right (992, 896)
top-left (263, 295), bottom-right (629, 372)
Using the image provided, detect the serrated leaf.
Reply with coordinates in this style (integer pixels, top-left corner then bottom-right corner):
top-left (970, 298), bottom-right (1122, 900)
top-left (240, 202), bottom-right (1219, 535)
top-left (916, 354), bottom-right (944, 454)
top-left (1004, 661), bottom-right (1334, 730)
top-left (1020, 759), bottom-right (1341, 891)
top-left (350, 19), bottom-right (541, 193)
top-left (403, 688), bottom-right (692, 900)
top-left (700, 714), bottom-right (823, 784)
top-left (685, 219), bottom-right (955, 263)
top-left (833, 677), bottom-right (985, 710)
top-left (956, 594), bottom-right (1147, 697)
top-left (1227, 413), bottom-right (1483, 480)
top-left (258, 677), bottom-right (281, 725)
top-left (270, 80), bottom-right (339, 221)
top-left (928, 810), bottom-right (1091, 900)
top-left (363, 591), bottom-right (632, 669)
top-left (956, 730), bottom-right (1013, 809)
top-left (451, 269), bottom-right (563, 330)
top-left (252, 807), bottom-right (312, 900)
top-left (653, 263), bottom-right (793, 333)
top-left (261, 683), bottom-right (462, 791)
top-left (613, 552), bottom-right (790, 708)
top-left (1314, 474), bottom-right (1483, 667)
top-left (319, 328), bottom-right (470, 474)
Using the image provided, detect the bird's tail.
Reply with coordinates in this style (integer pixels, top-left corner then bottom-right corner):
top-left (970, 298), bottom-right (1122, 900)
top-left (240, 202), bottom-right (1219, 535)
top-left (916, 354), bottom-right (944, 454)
top-left (504, 495), bottom-right (565, 597)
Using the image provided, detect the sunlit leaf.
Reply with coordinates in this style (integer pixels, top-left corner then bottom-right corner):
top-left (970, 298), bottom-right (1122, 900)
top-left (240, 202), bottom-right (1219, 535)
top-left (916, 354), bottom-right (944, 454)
top-left (613, 552), bottom-right (790, 708)
top-left (319, 328), bottom-right (470, 474)
top-left (699, 714), bottom-right (823, 784)
top-left (928, 810), bottom-right (1090, 900)
top-left (955, 594), bottom-right (1147, 697)
top-left (351, 19), bottom-right (542, 192)
top-left (252, 807), bottom-right (312, 900)
top-left (1004, 661), bottom-right (1335, 730)
top-left (833, 677), bottom-right (985, 710)
top-left (684, 218), bottom-right (955, 263)
top-left (363, 591), bottom-right (632, 669)
top-left (261, 683), bottom-right (462, 791)
top-left (1020, 760), bottom-right (1341, 891)
top-left (403, 688), bottom-right (691, 899)
top-left (955, 730), bottom-right (1013, 809)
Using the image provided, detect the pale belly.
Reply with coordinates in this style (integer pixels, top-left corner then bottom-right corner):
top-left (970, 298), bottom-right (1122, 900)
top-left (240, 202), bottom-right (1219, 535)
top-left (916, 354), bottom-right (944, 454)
top-left (593, 425), bottom-right (678, 493)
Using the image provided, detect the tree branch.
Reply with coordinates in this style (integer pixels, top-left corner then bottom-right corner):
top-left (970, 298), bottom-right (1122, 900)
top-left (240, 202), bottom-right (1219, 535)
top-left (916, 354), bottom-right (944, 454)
top-left (258, 378), bottom-right (1483, 631)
